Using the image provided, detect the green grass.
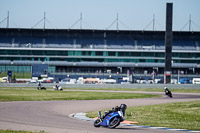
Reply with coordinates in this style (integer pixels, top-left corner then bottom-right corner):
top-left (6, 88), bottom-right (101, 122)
top-left (0, 130), bottom-right (46, 133)
top-left (131, 88), bottom-right (200, 93)
top-left (0, 88), bottom-right (158, 101)
top-left (87, 100), bottom-right (200, 131)
top-left (61, 87), bottom-right (200, 93)
top-left (1, 87), bottom-right (200, 93)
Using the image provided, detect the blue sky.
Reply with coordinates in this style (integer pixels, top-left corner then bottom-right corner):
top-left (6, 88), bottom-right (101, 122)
top-left (0, 0), bottom-right (200, 31)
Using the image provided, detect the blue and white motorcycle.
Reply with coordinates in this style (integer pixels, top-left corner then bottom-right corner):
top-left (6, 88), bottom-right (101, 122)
top-left (94, 104), bottom-right (127, 128)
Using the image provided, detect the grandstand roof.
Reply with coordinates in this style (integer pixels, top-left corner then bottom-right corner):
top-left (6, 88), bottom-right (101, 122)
top-left (0, 28), bottom-right (200, 40)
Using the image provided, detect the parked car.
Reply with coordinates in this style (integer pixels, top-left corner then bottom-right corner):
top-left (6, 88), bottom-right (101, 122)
top-left (60, 78), bottom-right (77, 84)
top-left (1, 77), bottom-right (8, 83)
top-left (157, 79), bottom-right (164, 84)
top-left (178, 78), bottom-right (192, 84)
top-left (171, 79), bottom-right (178, 84)
top-left (192, 78), bottom-right (200, 84)
top-left (29, 79), bottom-right (38, 83)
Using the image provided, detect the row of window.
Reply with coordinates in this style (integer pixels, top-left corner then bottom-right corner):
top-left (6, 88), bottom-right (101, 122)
top-left (0, 57), bottom-right (199, 64)
top-left (0, 65), bottom-right (55, 73)
top-left (0, 65), bottom-right (31, 72)
top-left (1, 50), bottom-right (200, 58)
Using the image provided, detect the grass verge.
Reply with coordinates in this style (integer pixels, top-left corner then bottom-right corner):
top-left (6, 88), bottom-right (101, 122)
top-left (62, 88), bottom-right (200, 93)
top-left (87, 100), bottom-right (200, 130)
top-left (0, 130), bottom-right (46, 133)
top-left (1, 87), bottom-right (200, 93)
top-left (0, 89), bottom-right (158, 101)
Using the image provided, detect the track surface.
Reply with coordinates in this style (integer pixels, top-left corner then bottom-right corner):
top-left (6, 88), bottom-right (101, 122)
top-left (0, 91), bottom-right (200, 133)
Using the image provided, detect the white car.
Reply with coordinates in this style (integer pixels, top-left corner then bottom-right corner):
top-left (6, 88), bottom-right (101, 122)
top-left (29, 79), bottom-right (38, 83)
top-left (192, 78), bottom-right (200, 84)
top-left (1, 77), bottom-right (8, 83)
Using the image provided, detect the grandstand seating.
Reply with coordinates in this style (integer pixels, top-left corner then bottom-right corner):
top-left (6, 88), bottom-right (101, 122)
top-left (0, 31), bottom-right (199, 51)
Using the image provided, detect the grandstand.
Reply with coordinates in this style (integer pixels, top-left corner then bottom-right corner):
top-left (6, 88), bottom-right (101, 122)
top-left (0, 28), bottom-right (200, 82)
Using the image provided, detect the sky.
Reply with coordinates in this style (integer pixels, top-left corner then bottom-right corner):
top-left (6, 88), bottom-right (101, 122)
top-left (0, 0), bottom-right (200, 31)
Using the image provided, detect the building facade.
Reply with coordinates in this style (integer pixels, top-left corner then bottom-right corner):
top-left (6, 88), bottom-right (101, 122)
top-left (0, 28), bottom-right (200, 80)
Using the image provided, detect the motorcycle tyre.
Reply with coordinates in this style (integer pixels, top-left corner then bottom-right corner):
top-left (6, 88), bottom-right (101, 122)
top-left (108, 117), bottom-right (120, 129)
top-left (168, 92), bottom-right (173, 98)
top-left (41, 87), bottom-right (46, 90)
top-left (94, 119), bottom-right (101, 127)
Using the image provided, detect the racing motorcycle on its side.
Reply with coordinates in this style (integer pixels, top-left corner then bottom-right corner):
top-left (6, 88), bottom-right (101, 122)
top-left (164, 87), bottom-right (173, 98)
top-left (53, 85), bottom-right (63, 91)
top-left (94, 104), bottom-right (127, 128)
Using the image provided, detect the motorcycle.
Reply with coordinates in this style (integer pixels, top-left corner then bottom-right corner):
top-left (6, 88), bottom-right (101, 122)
top-left (164, 87), bottom-right (173, 98)
top-left (37, 82), bottom-right (46, 90)
top-left (94, 104), bottom-right (127, 128)
top-left (37, 86), bottom-right (46, 90)
top-left (53, 85), bottom-right (63, 91)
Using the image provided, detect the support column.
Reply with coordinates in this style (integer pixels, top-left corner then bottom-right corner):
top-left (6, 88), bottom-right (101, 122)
top-left (164, 3), bottom-right (173, 84)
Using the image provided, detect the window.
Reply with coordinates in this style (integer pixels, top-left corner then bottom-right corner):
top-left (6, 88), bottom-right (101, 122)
top-left (108, 52), bottom-right (115, 56)
top-left (0, 50), bottom-right (7, 55)
top-left (96, 51), bottom-right (103, 56)
top-left (19, 50), bottom-right (30, 55)
top-left (68, 51), bottom-right (74, 56)
top-left (74, 51), bottom-right (82, 56)
top-left (7, 50), bottom-right (18, 55)
top-left (44, 51), bottom-right (55, 55)
top-left (32, 50), bottom-right (43, 55)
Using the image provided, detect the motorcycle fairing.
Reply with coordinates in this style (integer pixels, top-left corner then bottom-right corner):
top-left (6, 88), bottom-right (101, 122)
top-left (100, 112), bottom-right (120, 126)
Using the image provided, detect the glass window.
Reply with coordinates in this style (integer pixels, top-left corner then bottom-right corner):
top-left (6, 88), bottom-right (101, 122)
top-left (0, 66), bottom-right (6, 71)
top-left (155, 52), bottom-right (164, 57)
top-left (103, 51), bottom-right (108, 56)
top-left (142, 52), bottom-right (154, 57)
top-left (32, 50), bottom-right (43, 55)
top-left (139, 59), bottom-right (145, 62)
top-left (75, 51), bottom-right (82, 56)
top-left (118, 52), bottom-right (124, 56)
top-left (91, 51), bottom-right (95, 56)
top-left (145, 59), bottom-right (154, 62)
top-left (68, 51), bottom-right (74, 56)
top-left (130, 52), bottom-right (141, 57)
top-left (0, 65), bottom-right (31, 73)
top-left (19, 50), bottom-right (30, 55)
top-left (82, 51), bottom-right (91, 56)
top-left (118, 52), bottom-right (131, 57)
top-left (44, 51), bottom-right (55, 55)
top-left (108, 52), bottom-right (115, 56)
top-left (56, 51), bottom-right (68, 56)
top-left (172, 53), bottom-right (179, 57)
top-left (96, 51), bottom-right (103, 56)
top-left (0, 50), bottom-right (7, 55)
top-left (48, 66), bottom-right (55, 73)
top-left (7, 50), bottom-right (18, 55)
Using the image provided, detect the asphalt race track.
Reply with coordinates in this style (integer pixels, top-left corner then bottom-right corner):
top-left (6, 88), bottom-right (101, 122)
top-left (0, 91), bottom-right (200, 133)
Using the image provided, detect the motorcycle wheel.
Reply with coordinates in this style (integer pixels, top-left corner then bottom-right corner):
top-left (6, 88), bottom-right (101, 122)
top-left (41, 87), bottom-right (46, 90)
top-left (94, 119), bottom-right (101, 127)
top-left (168, 92), bottom-right (173, 98)
top-left (108, 117), bottom-right (120, 128)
